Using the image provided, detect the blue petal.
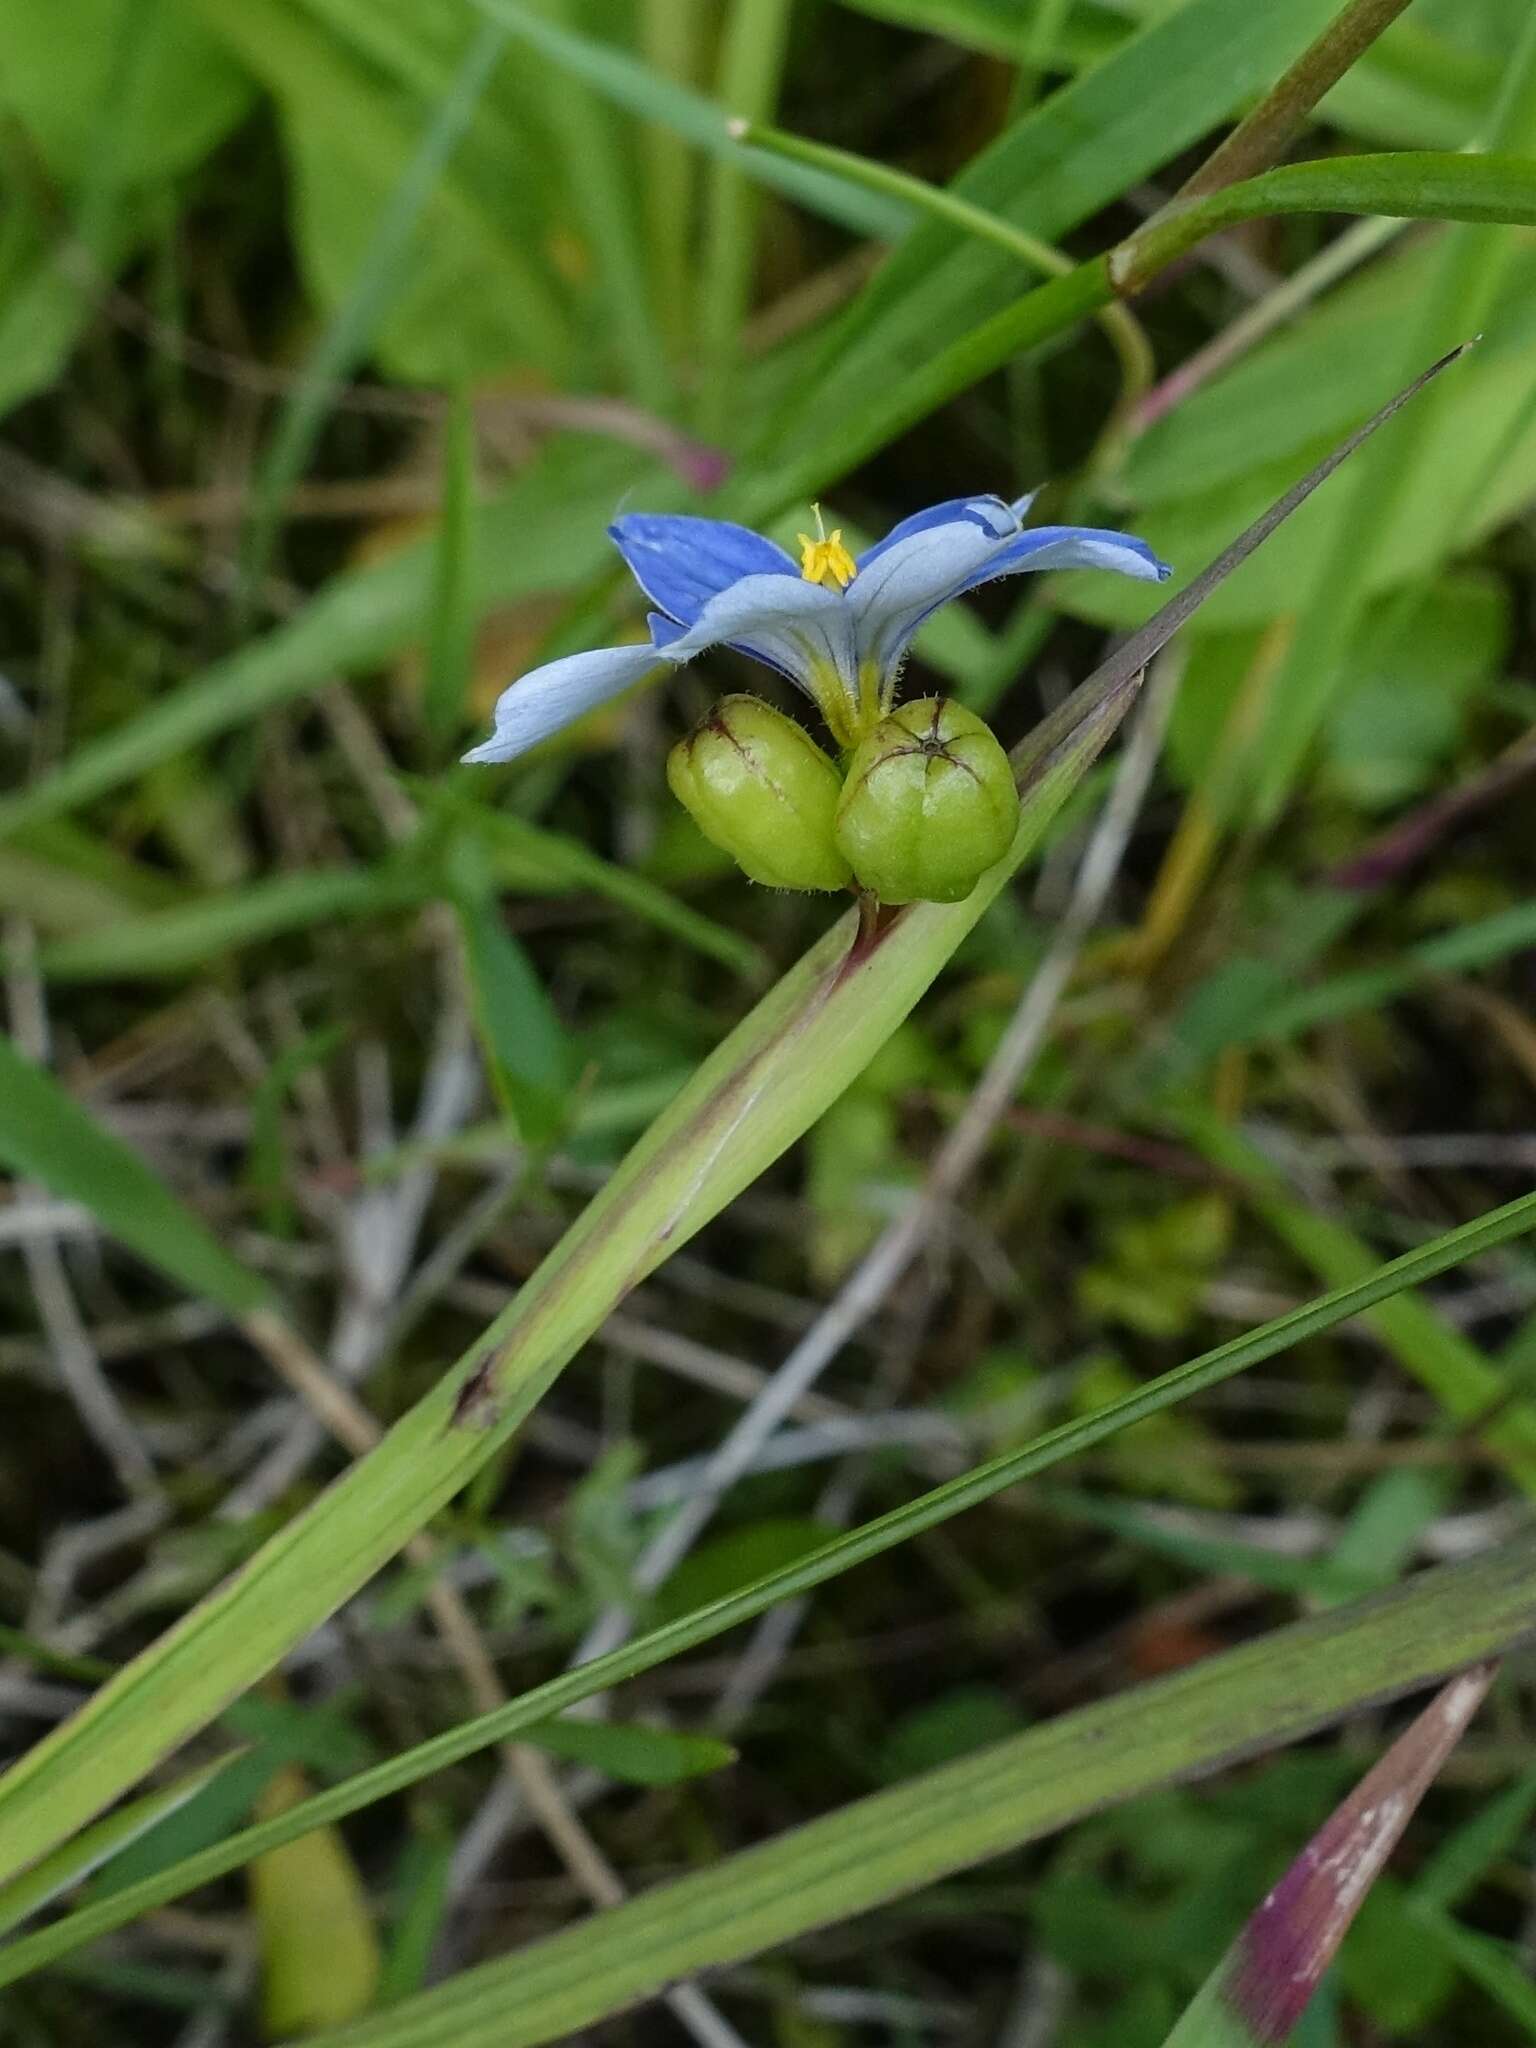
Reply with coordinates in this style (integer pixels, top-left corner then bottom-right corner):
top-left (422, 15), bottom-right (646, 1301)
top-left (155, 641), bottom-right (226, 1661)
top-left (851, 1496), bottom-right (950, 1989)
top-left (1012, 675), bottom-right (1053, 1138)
top-left (648, 599), bottom-right (803, 692)
top-left (666, 572), bottom-right (858, 705)
top-left (609, 514), bottom-right (797, 627)
top-left (464, 577), bottom-right (858, 764)
top-left (649, 571), bottom-right (859, 706)
top-left (849, 515), bottom-right (1169, 685)
top-left (463, 644), bottom-right (663, 763)
top-left (972, 525), bottom-right (1170, 588)
top-left (849, 517), bottom-right (1021, 679)
top-left (855, 493), bottom-right (1023, 569)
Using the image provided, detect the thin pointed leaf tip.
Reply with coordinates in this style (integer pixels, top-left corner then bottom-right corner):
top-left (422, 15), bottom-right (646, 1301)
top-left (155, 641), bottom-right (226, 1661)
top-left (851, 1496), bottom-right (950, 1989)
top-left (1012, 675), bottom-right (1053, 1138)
top-left (1164, 1664), bottom-right (1497, 2048)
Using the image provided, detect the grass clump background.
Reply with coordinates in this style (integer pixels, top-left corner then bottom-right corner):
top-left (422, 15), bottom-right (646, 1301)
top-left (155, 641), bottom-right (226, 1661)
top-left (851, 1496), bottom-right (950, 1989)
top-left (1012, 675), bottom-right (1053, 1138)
top-left (1, 3), bottom-right (1536, 2046)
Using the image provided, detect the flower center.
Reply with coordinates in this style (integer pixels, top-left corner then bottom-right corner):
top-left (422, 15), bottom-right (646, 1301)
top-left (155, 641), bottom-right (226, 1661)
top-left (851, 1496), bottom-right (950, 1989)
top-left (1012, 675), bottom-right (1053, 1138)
top-left (797, 507), bottom-right (857, 590)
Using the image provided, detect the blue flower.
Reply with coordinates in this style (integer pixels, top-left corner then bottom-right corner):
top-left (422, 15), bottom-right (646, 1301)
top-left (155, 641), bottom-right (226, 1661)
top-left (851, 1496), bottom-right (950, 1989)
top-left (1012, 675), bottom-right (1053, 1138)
top-left (463, 493), bottom-right (1169, 763)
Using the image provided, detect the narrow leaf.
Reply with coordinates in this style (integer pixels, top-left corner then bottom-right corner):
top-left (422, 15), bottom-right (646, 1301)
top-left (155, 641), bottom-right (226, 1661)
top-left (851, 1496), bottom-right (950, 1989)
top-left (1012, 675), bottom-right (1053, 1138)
top-left (1161, 1667), bottom-right (1496, 2046)
top-left (1175, 0), bottom-right (1420, 202)
top-left (376, 1829), bottom-right (453, 2009)
top-left (1412, 1910), bottom-right (1536, 2034)
top-left (1411, 1767), bottom-right (1536, 1913)
top-left (769, 0), bottom-right (1350, 444)
top-left (1112, 151), bottom-right (1536, 293)
top-left (240, 16), bottom-right (509, 600)
top-left (422, 387), bottom-right (479, 755)
top-left (0, 1755), bottom-right (240, 1941)
top-left (30, 866), bottom-right (429, 981)
top-left (424, 787), bottom-right (763, 977)
top-left (466, 0), bottom-right (912, 239)
top-left (0, 1033), bottom-right (268, 1313)
top-left (521, 1717), bottom-right (736, 1788)
top-left (1183, 1110), bottom-right (1536, 1489)
top-left (446, 834), bottom-right (573, 1143)
top-left (753, 155), bottom-right (1505, 516)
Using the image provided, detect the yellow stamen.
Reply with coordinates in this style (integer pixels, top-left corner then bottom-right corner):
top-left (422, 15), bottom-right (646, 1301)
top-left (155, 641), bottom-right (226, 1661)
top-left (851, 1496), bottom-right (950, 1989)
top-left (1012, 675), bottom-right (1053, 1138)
top-left (797, 522), bottom-right (857, 590)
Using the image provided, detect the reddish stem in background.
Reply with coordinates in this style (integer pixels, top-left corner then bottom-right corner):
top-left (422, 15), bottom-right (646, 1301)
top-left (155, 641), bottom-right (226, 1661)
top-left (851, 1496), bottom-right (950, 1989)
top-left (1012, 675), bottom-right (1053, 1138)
top-left (1329, 728), bottom-right (1536, 891)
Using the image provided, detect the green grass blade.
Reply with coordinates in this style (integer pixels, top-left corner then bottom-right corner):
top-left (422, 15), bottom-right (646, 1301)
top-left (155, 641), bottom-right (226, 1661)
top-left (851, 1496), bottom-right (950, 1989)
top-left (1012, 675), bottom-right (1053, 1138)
top-left (1237, 11), bottom-right (1536, 820)
top-left (421, 388), bottom-right (478, 758)
top-left (7, 1187), bottom-right (1535, 1984)
top-left (695, 0), bottom-right (793, 439)
top-left (1159, 1669), bottom-right (1495, 2048)
top-left (1222, 900), bottom-right (1536, 1047)
top-left (733, 112), bottom-right (1153, 419)
top-left (237, 14), bottom-right (510, 601)
top-left (747, 155), bottom-right (1508, 517)
top-left (0, 1033), bottom-right (268, 1313)
top-left (27, 825), bottom-right (756, 984)
top-left (286, 1555), bottom-right (1536, 2048)
top-left (0, 840), bottom-right (177, 937)
top-left (1174, 0), bottom-right (1421, 202)
top-left (0, 1756), bottom-right (241, 1943)
top-left (1183, 1110), bottom-right (1536, 1487)
top-left (446, 835), bottom-right (573, 1144)
top-left (465, 0), bottom-right (913, 240)
top-left (0, 373), bottom-right (1452, 1895)
top-left (521, 1717), bottom-right (735, 1787)
top-left (1033, 1485), bottom-right (1373, 1602)
top-left (637, 0), bottom-right (706, 348)
top-left (452, 901), bottom-right (571, 1140)
top-left (423, 788), bottom-right (763, 977)
top-left (1111, 150), bottom-right (1536, 292)
top-left (1413, 1911), bottom-right (1536, 2035)
top-left (747, 261), bottom-right (1113, 516)
top-left (29, 866), bottom-right (430, 981)
top-left (536, 11), bottom-right (671, 411)
top-left (733, 116), bottom-right (1079, 278)
top-left (1411, 1767), bottom-right (1536, 1914)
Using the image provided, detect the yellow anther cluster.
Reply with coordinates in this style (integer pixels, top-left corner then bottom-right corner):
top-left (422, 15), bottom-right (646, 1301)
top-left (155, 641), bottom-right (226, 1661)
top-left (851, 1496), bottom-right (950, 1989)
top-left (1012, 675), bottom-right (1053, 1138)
top-left (797, 527), bottom-right (857, 590)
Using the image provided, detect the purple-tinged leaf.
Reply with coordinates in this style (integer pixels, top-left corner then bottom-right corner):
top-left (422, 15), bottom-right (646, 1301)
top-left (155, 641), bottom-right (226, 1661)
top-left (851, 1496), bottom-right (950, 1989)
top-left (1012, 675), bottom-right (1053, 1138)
top-left (1163, 1664), bottom-right (1497, 2048)
top-left (1327, 730), bottom-right (1536, 891)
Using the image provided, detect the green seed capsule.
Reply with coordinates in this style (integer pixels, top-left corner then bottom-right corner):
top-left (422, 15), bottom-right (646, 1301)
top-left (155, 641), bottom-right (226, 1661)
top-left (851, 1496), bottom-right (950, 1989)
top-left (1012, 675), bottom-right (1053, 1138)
top-left (835, 697), bottom-right (1019, 905)
top-left (667, 694), bottom-right (853, 892)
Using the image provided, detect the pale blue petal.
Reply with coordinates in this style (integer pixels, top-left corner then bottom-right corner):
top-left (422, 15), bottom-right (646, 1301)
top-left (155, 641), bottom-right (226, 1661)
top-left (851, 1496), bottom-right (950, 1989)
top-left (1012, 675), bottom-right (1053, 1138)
top-left (464, 577), bottom-right (858, 764)
top-left (855, 493), bottom-right (1020, 569)
top-left (850, 514), bottom-right (1169, 682)
top-left (847, 517), bottom-right (1014, 678)
top-left (665, 572), bottom-right (858, 706)
top-left (609, 513), bottom-right (797, 626)
top-left (973, 525), bottom-right (1170, 588)
top-left (462, 643), bottom-right (662, 763)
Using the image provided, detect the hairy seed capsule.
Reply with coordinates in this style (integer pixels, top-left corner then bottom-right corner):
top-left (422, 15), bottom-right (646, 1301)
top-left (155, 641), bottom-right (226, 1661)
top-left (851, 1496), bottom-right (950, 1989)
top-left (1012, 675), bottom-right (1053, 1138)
top-left (667, 694), bottom-right (853, 892)
top-left (835, 697), bottom-right (1019, 904)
